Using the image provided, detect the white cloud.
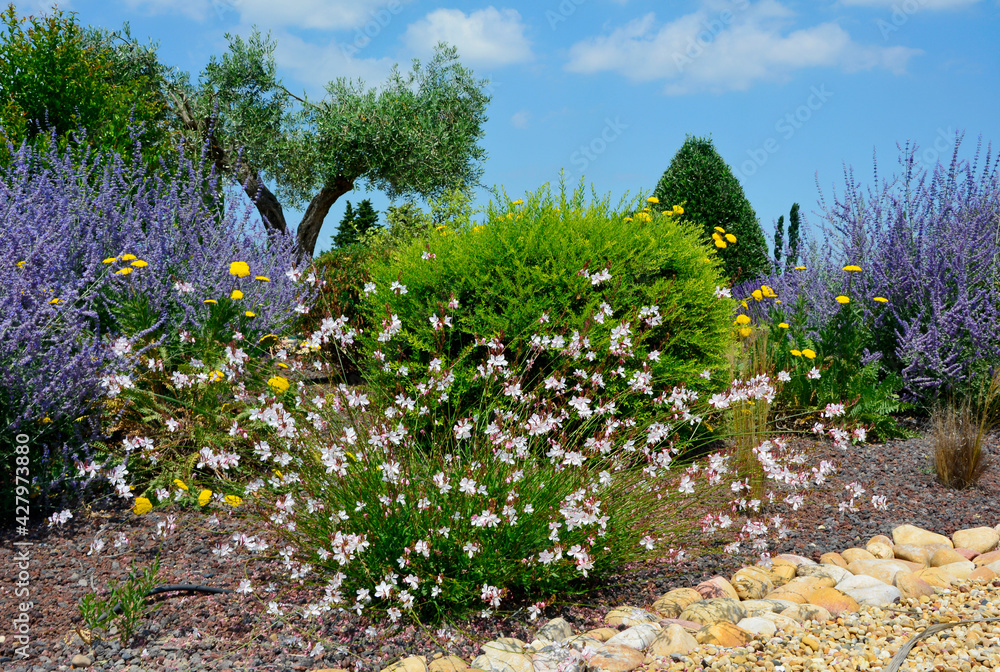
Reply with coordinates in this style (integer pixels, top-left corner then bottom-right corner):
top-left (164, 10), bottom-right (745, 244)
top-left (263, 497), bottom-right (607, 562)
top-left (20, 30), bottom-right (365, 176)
top-left (564, 0), bottom-right (921, 95)
top-left (510, 111), bottom-right (531, 129)
top-left (839, 0), bottom-right (980, 8)
top-left (119, 0), bottom-right (409, 29)
top-left (402, 7), bottom-right (533, 67)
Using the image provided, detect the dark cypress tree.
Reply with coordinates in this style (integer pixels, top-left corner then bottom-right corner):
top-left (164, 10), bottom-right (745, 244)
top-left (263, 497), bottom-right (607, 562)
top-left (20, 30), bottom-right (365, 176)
top-left (353, 199), bottom-right (380, 239)
top-left (774, 214), bottom-right (785, 274)
top-left (333, 201), bottom-right (357, 248)
top-left (651, 135), bottom-right (772, 283)
top-left (787, 203), bottom-right (802, 269)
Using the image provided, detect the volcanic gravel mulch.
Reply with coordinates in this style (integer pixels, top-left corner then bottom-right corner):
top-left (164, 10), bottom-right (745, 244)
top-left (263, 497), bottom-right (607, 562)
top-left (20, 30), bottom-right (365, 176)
top-left (3, 420), bottom-right (999, 672)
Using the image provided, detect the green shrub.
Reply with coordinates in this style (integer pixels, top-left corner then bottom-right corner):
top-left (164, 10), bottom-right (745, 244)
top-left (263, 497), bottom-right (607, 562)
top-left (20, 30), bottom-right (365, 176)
top-left (356, 180), bottom-right (737, 443)
top-left (651, 135), bottom-right (772, 284)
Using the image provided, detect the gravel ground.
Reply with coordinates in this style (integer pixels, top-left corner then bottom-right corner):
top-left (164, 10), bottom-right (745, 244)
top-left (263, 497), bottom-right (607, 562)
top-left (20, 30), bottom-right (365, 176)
top-left (2, 420), bottom-right (999, 672)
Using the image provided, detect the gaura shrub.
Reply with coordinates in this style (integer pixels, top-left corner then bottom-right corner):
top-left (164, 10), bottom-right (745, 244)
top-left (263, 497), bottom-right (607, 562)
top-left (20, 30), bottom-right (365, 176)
top-left (356, 180), bottom-right (735, 447)
top-left (248, 285), bottom-right (875, 624)
top-left (0, 128), bottom-right (304, 520)
top-left (743, 134), bottom-right (1000, 407)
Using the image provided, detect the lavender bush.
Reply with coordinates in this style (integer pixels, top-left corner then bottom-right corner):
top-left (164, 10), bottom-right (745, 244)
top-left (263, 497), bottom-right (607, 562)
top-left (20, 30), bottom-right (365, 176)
top-left (1, 130), bottom-right (303, 520)
top-left (739, 133), bottom-right (1000, 407)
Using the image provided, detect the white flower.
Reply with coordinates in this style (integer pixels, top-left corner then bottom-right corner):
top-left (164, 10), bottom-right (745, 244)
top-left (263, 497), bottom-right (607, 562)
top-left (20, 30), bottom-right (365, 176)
top-left (453, 419), bottom-right (473, 440)
top-left (777, 370), bottom-right (791, 382)
top-left (699, 369), bottom-right (711, 379)
top-left (390, 281), bottom-right (408, 295)
top-left (173, 281), bottom-right (194, 294)
top-left (807, 367), bottom-right (821, 380)
top-left (236, 579), bottom-right (254, 595)
top-left (363, 282), bottom-right (376, 295)
top-left (713, 286), bottom-right (732, 299)
top-left (677, 474), bottom-right (695, 494)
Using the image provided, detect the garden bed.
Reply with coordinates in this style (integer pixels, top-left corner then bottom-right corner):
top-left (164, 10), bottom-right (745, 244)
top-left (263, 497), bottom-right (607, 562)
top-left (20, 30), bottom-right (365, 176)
top-left (2, 423), bottom-right (998, 672)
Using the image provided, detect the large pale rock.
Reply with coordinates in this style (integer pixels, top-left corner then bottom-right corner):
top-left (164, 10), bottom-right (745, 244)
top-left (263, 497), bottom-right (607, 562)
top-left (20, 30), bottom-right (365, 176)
top-left (974, 549), bottom-right (1000, 567)
top-left (847, 559), bottom-right (912, 585)
top-left (912, 567), bottom-right (960, 589)
top-left (536, 617), bottom-right (574, 643)
top-left (953, 548), bottom-right (979, 561)
top-left (739, 599), bottom-right (798, 616)
top-left (819, 552), bottom-right (849, 569)
top-left (795, 563), bottom-right (852, 585)
top-left (892, 544), bottom-right (933, 566)
top-left (604, 623), bottom-right (661, 651)
top-left (730, 566), bottom-right (774, 601)
top-left (588, 644), bottom-right (644, 672)
top-left (779, 604), bottom-right (832, 624)
top-left (841, 548), bottom-right (876, 564)
top-left (774, 554), bottom-right (816, 567)
top-left (968, 566), bottom-right (999, 583)
top-left (764, 564), bottom-right (797, 587)
top-left (695, 575), bottom-right (740, 601)
top-left (952, 527), bottom-right (1000, 554)
top-left (657, 618), bottom-right (704, 631)
top-left (932, 560), bottom-right (976, 580)
top-left (472, 639), bottom-right (532, 672)
top-left (755, 611), bottom-right (803, 632)
top-left (428, 656), bottom-right (468, 672)
top-left (736, 617), bottom-right (777, 638)
top-left (562, 635), bottom-right (604, 651)
top-left (987, 559), bottom-right (1000, 574)
top-left (867, 534), bottom-right (893, 547)
top-left (892, 524), bottom-right (953, 548)
top-left (694, 622), bottom-right (751, 648)
top-left (930, 547), bottom-right (970, 567)
top-left (604, 607), bottom-right (659, 627)
top-left (584, 628), bottom-right (619, 643)
top-left (678, 598), bottom-right (746, 627)
top-left (866, 541), bottom-right (895, 560)
top-left (768, 576), bottom-right (835, 603)
top-left (650, 588), bottom-right (702, 619)
top-left (807, 587), bottom-right (860, 618)
top-left (383, 657), bottom-right (429, 672)
top-left (893, 572), bottom-right (937, 600)
top-left (836, 574), bottom-right (902, 606)
top-left (646, 624), bottom-right (699, 658)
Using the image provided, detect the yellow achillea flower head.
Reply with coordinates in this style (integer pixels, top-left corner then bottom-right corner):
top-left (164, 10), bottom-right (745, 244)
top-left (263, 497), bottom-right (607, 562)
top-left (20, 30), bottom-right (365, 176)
top-left (255, 275), bottom-right (270, 282)
top-left (511, 199), bottom-right (524, 206)
top-left (203, 299), bottom-right (217, 304)
top-left (17, 260), bottom-right (26, 269)
top-left (873, 296), bottom-right (888, 303)
top-left (41, 416), bottom-right (53, 423)
top-left (131, 260), bottom-right (148, 268)
top-left (790, 349), bottom-right (802, 357)
top-left (102, 257), bottom-right (118, 264)
top-left (794, 266), bottom-right (806, 270)
top-left (778, 322), bottom-right (789, 329)
top-left (672, 205), bottom-right (684, 215)
top-left (229, 261), bottom-right (250, 277)
top-left (258, 334), bottom-right (279, 346)
top-left (133, 497), bottom-right (153, 515)
top-left (115, 268), bottom-right (132, 276)
top-left (725, 233), bottom-right (737, 243)
top-left (230, 290), bottom-right (244, 300)
top-left (224, 494), bottom-right (243, 507)
top-left (738, 327), bottom-right (751, 338)
top-left (268, 376), bottom-right (290, 393)
top-left (198, 489), bottom-right (212, 506)
top-left (121, 254), bottom-right (138, 261)
top-left (802, 348), bottom-right (817, 359)
top-left (623, 216), bottom-right (633, 222)
top-left (276, 362), bottom-right (289, 369)
top-left (835, 295), bottom-right (850, 304)
top-left (174, 479), bottom-right (188, 491)
top-left (636, 212), bottom-right (652, 222)
top-left (751, 289), bottom-right (763, 301)
top-left (646, 196), bottom-right (659, 204)
top-left (210, 370), bottom-right (225, 382)
top-left (735, 314), bottom-right (751, 325)
top-left (714, 226), bottom-right (726, 233)
top-left (245, 311), bottom-right (255, 317)
top-left (49, 298), bottom-right (63, 304)
top-left (843, 265), bottom-right (862, 272)
top-left (760, 285), bottom-right (777, 298)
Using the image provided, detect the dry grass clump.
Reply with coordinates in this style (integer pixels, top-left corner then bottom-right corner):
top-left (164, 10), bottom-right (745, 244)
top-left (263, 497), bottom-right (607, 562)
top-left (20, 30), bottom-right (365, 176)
top-left (931, 369), bottom-right (1000, 489)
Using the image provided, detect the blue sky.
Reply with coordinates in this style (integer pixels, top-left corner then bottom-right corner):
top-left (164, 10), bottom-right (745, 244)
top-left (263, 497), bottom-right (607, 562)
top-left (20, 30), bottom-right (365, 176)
top-left (13, 0), bottom-right (1000, 255)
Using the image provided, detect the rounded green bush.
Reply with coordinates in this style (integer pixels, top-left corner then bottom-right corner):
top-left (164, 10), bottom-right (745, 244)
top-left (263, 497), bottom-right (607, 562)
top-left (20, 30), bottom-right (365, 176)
top-left (357, 181), bottom-right (736, 439)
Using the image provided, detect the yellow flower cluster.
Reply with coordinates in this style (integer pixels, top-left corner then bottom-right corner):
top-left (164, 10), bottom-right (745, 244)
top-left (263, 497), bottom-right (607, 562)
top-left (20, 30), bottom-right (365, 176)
top-left (711, 226), bottom-right (737, 249)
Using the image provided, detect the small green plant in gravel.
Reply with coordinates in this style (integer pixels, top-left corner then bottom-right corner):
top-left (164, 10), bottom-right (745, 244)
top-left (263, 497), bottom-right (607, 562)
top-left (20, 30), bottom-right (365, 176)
top-left (77, 555), bottom-right (162, 646)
